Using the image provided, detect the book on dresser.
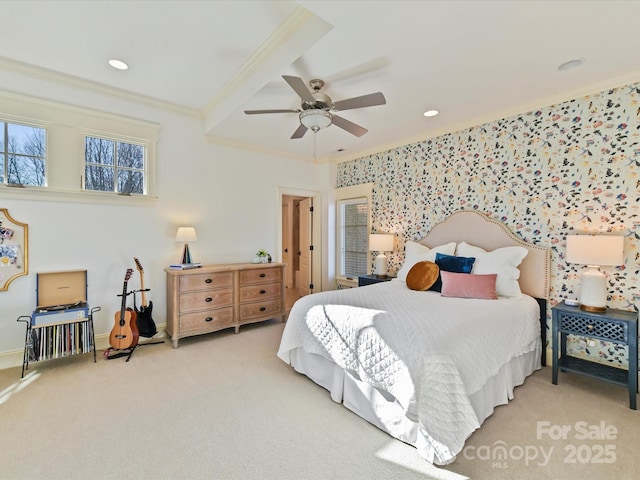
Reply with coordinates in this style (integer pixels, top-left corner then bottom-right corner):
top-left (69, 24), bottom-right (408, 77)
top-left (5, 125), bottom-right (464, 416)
top-left (164, 262), bottom-right (286, 348)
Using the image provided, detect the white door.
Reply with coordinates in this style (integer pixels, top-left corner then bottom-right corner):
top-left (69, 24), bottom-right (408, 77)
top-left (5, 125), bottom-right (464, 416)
top-left (298, 197), bottom-right (313, 296)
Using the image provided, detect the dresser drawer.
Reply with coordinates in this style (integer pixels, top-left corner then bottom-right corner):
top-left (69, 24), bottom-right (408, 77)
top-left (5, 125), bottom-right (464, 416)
top-left (179, 271), bottom-right (233, 292)
top-left (179, 307), bottom-right (235, 335)
top-left (240, 283), bottom-right (280, 302)
top-left (239, 298), bottom-right (282, 320)
top-left (239, 267), bottom-right (282, 286)
top-left (559, 312), bottom-right (627, 342)
top-left (179, 288), bottom-right (233, 312)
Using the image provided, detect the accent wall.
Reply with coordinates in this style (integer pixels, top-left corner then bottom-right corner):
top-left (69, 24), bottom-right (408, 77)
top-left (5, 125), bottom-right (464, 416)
top-left (336, 82), bottom-right (640, 368)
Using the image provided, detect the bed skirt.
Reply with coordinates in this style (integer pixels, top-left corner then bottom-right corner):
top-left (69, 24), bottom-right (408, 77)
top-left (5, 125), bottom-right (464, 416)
top-left (289, 343), bottom-right (542, 464)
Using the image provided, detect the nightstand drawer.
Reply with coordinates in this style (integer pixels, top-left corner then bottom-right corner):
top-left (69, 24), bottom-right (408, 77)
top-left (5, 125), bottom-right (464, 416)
top-left (558, 312), bottom-right (627, 342)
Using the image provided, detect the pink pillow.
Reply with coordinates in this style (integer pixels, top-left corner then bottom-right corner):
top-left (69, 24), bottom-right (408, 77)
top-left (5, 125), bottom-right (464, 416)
top-left (440, 271), bottom-right (498, 300)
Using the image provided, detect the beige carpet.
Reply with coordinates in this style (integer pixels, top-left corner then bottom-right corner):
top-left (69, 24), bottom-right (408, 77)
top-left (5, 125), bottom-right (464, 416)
top-left (0, 321), bottom-right (637, 480)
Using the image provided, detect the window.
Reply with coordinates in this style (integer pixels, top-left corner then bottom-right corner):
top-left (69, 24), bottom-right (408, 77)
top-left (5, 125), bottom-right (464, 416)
top-left (84, 136), bottom-right (145, 194)
top-left (338, 198), bottom-right (369, 277)
top-left (335, 183), bottom-right (373, 284)
top-left (0, 91), bottom-right (158, 204)
top-left (0, 121), bottom-right (46, 186)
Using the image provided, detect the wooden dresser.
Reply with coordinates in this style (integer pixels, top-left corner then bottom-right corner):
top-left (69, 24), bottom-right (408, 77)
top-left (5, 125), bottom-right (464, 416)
top-left (165, 263), bottom-right (286, 348)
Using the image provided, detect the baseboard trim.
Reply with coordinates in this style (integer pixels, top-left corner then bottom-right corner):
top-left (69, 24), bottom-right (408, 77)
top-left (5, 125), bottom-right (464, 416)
top-left (0, 324), bottom-right (167, 371)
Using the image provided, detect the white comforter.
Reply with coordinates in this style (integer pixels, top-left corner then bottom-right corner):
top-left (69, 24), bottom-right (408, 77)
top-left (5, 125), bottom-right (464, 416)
top-left (277, 280), bottom-right (541, 464)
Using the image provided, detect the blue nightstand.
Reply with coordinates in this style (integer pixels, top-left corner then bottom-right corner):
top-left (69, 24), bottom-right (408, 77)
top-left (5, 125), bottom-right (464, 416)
top-left (552, 301), bottom-right (638, 409)
top-left (358, 275), bottom-right (394, 287)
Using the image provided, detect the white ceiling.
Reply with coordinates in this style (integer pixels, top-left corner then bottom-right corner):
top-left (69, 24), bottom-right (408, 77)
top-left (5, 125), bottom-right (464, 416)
top-left (2, 0), bottom-right (640, 162)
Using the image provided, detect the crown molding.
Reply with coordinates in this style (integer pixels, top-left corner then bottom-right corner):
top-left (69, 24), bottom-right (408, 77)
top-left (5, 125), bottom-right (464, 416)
top-left (0, 56), bottom-right (200, 118)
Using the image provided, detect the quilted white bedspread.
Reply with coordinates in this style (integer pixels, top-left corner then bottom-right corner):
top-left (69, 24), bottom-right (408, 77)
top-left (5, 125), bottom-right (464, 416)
top-left (277, 280), bottom-right (541, 464)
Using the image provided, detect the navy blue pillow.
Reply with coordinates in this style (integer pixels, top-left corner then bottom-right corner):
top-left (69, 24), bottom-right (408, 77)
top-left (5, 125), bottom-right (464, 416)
top-left (429, 253), bottom-right (476, 292)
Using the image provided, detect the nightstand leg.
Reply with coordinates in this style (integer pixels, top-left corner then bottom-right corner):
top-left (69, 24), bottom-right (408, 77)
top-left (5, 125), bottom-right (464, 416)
top-left (629, 322), bottom-right (637, 410)
top-left (552, 310), bottom-right (559, 384)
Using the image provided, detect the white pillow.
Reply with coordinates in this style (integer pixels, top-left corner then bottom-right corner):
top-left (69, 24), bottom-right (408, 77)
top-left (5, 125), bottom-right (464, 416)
top-left (455, 242), bottom-right (528, 298)
top-left (397, 241), bottom-right (456, 282)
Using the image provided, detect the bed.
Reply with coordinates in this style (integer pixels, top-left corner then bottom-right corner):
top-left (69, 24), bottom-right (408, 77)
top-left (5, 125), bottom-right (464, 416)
top-left (277, 210), bottom-right (551, 465)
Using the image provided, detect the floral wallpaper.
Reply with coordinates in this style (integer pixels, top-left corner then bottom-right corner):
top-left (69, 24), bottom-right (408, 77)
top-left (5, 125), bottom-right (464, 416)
top-left (336, 82), bottom-right (640, 368)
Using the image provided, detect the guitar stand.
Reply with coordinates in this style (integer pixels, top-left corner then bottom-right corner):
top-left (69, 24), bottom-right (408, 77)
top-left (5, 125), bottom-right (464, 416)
top-left (104, 346), bottom-right (137, 362)
top-left (106, 289), bottom-right (163, 362)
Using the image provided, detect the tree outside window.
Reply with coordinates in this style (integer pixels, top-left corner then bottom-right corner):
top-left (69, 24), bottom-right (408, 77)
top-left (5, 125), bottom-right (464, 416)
top-left (0, 121), bottom-right (46, 186)
top-left (84, 136), bottom-right (145, 194)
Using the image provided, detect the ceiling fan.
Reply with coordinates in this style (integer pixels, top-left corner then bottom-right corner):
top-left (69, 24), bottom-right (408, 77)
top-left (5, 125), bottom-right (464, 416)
top-left (244, 75), bottom-right (386, 139)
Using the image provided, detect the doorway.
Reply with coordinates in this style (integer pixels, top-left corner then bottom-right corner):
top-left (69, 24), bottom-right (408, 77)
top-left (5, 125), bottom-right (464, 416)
top-left (280, 189), bottom-right (321, 311)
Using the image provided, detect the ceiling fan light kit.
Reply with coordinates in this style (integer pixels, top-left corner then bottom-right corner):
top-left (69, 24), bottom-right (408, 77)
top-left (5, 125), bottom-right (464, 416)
top-left (299, 109), bottom-right (332, 132)
top-left (244, 75), bottom-right (386, 139)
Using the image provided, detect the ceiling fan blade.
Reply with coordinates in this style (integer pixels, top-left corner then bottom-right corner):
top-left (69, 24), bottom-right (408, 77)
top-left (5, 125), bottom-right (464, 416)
top-left (291, 123), bottom-right (308, 139)
top-left (282, 75), bottom-right (315, 104)
top-left (331, 115), bottom-right (368, 137)
top-left (244, 109), bottom-right (299, 115)
top-left (332, 92), bottom-right (386, 111)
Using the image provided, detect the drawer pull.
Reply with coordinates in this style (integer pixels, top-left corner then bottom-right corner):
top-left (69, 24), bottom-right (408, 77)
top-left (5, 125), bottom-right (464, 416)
top-left (259, 273), bottom-right (266, 278)
top-left (205, 317), bottom-right (213, 322)
top-left (260, 289), bottom-right (266, 294)
top-left (205, 278), bottom-right (213, 284)
top-left (260, 307), bottom-right (266, 312)
top-left (205, 297), bottom-right (213, 302)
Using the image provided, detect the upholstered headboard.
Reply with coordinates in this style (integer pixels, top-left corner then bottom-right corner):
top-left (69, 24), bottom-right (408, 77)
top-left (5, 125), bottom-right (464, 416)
top-left (420, 210), bottom-right (551, 300)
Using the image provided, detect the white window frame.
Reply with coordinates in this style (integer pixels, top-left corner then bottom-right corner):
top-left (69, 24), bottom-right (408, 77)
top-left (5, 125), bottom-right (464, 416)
top-left (0, 119), bottom-right (48, 187)
top-left (335, 183), bottom-right (373, 288)
top-left (0, 90), bottom-right (158, 205)
top-left (83, 134), bottom-right (148, 195)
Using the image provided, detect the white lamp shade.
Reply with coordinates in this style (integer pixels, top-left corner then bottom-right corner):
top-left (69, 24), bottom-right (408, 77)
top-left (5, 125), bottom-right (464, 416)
top-left (176, 227), bottom-right (197, 242)
top-left (565, 235), bottom-right (623, 266)
top-left (566, 234), bottom-right (623, 312)
top-left (369, 234), bottom-right (394, 252)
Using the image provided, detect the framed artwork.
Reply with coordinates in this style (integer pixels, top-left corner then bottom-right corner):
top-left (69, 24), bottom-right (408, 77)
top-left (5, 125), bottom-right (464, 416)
top-left (0, 208), bottom-right (28, 291)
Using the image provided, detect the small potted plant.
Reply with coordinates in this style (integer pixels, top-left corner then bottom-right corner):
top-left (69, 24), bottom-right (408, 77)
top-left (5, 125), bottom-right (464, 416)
top-left (256, 249), bottom-right (269, 263)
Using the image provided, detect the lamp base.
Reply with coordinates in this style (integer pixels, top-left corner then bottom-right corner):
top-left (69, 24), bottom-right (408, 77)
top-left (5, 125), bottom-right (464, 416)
top-left (373, 253), bottom-right (388, 278)
top-left (579, 304), bottom-right (607, 313)
top-left (180, 244), bottom-right (192, 264)
top-left (578, 266), bottom-right (607, 314)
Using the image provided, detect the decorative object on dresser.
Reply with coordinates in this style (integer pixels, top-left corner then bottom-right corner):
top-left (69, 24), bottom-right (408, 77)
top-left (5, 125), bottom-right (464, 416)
top-left (369, 233), bottom-right (394, 278)
top-left (552, 301), bottom-right (638, 409)
top-left (16, 269), bottom-right (100, 378)
top-left (175, 226), bottom-right (197, 265)
top-left (165, 263), bottom-right (286, 348)
top-left (565, 234), bottom-right (624, 312)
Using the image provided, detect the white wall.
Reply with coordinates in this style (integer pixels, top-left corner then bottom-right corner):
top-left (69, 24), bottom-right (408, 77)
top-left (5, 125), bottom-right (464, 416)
top-left (0, 69), bottom-right (333, 367)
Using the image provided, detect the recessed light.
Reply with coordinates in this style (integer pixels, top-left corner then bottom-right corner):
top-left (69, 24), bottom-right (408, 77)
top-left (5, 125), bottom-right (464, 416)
top-left (558, 58), bottom-right (585, 72)
top-left (108, 59), bottom-right (128, 70)
top-left (423, 110), bottom-right (439, 117)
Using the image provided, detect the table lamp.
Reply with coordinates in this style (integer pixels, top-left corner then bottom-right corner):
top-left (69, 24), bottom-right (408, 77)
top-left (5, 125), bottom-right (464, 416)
top-left (176, 227), bottom-right (197, 264)
top-left (369, 233), bottom-right (395, 278)
top-left (566, 234), bottom-right (624, 312)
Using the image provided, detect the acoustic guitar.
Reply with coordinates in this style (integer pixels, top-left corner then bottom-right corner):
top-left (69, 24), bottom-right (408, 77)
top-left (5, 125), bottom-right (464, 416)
top-left (109, 269), bottom-right (139, 350)
top-left (133, 257), bottom-right (157, 338)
